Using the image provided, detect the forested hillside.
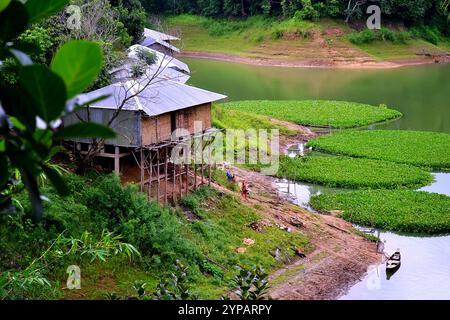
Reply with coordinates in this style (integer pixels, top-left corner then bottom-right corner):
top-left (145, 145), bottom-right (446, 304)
top-left (142, 0), bottom-right (450, 35)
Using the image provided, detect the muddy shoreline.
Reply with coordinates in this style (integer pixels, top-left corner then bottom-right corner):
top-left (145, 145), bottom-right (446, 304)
top-left (180, 51), bottom-right (450, 69)
top-left (218, 124), bottom-right (381, 300)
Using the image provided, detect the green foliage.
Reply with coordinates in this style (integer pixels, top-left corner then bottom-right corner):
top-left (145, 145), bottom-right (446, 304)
top-left (228, 265), bottom-right (269, 300)
top-left (51, 230), bottom-right (140, 262)
top-left (105, 260), bottom-right (199, 300)
top-left (0, 0), bottom-right (114, 220)
top-left (278, 156), bottom-right (434, 189)
top-left (135, 46), bottom-right (157, 65)
top-left (221, 100), bottom-right (402, 129)
top-left (110, 0), bottom-right (147, 43)
top-left (410, 25), bottom-right (442, 45)
top-left (0, 228), bottom-right (139, 299)
top-left (2, 174), bottom-right (310, 299)
top-left (348, 28), bottom-right (412, 45)
top-left (153, 260), bottom-right (198, 300)
top-left (311, 190), bottom-right (450, 234)
top-left (306, 130), bottom-right (450, 171)
top-left (293, 0), bottom-right (319, 21)
top-left (24, 0), bottom-right (68, 24)
top-left (51, 41), bottom-right (104, 99)
top-left (16, 27), bottom-right (53, 64)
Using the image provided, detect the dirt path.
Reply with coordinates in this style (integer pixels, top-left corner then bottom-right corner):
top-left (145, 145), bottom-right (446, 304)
top-left (217, 125), bottom-right (381, 300)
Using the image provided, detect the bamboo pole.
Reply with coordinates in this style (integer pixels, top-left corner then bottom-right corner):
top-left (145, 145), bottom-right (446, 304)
top-left (185, 163), bottom-right (189, 196)
top-left (140, 149), bottom-right (144, 192)
top-left (157, 149), bottom-right (160, 204)
top-left (164, 146), bottom-right (168, 205)
top-left (201, 134), bottom-right (204, 185)
top-left (148, 151), bottom-right (152, 200)
top-left (172, 152), bottom-right (176, 203)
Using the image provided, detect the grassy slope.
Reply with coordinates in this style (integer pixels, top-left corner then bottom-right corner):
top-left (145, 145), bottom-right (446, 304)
top-left (3, 174), bottom-right (310, 300)
top-left (220, 100), bottom-right (402, 129)
top-left (307, 130), bottom-right (450, 171)
top-left (213, 104), bottom-right (296, 135)
top-left (352, 39), bottom-right (448, 60)
top-left (311, 190), bottom-right (450, 234)
top-left (166, 15), bottom-right (449, 62)
top-left (278, 156), bottom-right (433, 189)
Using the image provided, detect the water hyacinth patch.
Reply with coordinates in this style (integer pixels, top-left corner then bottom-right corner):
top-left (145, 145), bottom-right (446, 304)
top-left (278, 156), bottom-right (434, 189)
top-left (310, 190), bottom-right (450, 234)
top-left (307, 130), bottom-right (450, 171)
top-left (220, 100), bottom-right (402, 129)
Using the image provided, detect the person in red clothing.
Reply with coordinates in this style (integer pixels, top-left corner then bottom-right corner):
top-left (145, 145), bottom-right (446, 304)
top-left (241, 180), bottom-right (249, 200)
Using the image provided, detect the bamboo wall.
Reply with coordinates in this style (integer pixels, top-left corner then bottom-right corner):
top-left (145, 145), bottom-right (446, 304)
top-left (141, 103), bottom-right (212, 146)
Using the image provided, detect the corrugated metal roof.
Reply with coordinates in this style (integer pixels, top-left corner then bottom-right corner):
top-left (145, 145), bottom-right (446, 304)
top-left (143, 28), bottom-right (180, 42)
top-left (141, 36), bottom-right (181, 53)
top-left (128, 45), bottom-right (189, 74)
top-left (76, 80), bottom-right (227, 117)
top-left (109, 60), bottom-right (190, 84)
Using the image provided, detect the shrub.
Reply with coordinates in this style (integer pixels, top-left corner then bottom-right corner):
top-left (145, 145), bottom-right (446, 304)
top-left (348, 28), bottom-right (411, 45)
top-left (410, 25), bottom-right (442, 45)
top-left (294, 0), bottom-right (319, 21)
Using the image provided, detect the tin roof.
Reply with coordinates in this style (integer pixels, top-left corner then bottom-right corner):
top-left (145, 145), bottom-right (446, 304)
top-left (76, 80), bottom-right (227, 117)
top-left (141, 36), bottom-right (181, 53)
top-left (128, 45), bottom-right (189, 74)
top-left (143, 28), bottom-right (180, 42)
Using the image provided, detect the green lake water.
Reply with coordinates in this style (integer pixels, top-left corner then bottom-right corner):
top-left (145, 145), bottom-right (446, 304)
top-left (184, 58), bottom-right (450, 133)
top-left (184, 58), bottom-right (450, 300)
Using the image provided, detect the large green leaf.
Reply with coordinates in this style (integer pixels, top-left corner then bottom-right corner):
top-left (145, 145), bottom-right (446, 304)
top-left (20, 65), bottom-right (67, 123)
top-left (51, 41), bottom-right (104, 99)
top-left (54, 122), bottom-right (116, 140)
top-left (0, 0), bottom-right (28, 42)
top-left (24, 0), bottom-right (69, 24)
top-left (42, 165), bottom-right (69, 197)
top-left (0, 0), bottom-right (11, 13)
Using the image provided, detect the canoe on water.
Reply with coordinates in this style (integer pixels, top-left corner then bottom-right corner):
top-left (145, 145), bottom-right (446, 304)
top-left (386, 250), bottom-right (401, 271)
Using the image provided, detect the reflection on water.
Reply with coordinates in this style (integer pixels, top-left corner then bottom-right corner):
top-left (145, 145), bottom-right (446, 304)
top-left (420, 173), bottom-right (450, 197)
top-left (277, 172), bottom-right (450, 208)
top-left (276, 179), bottom-right (345, 211)
top-left (340, 232), bottom-right (450, 300)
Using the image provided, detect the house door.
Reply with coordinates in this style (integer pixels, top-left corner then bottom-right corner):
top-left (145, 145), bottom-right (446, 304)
top-left (171, 112), bottom-right (177, 133)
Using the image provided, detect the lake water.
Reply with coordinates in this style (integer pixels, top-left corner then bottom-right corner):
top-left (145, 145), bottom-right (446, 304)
top-left (185, 58), bottom-right (450, 300)
top-left (185, 58), bottom-right (450, 133)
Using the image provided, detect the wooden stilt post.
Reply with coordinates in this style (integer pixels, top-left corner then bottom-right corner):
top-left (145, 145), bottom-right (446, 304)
top-left (172, 153), bottom-right (176, 203)
top-left (114, 146), bottom-right (120, 175)
top-left (179, 162), bottom-right (182, 199)
top-left (157, 149), bottom-right (160, 204)
top-left (185, 163), bottom-right (189, 196)
top-left (148, 151), bottom-right (152, 200)
top-left (208, 138), bottom-right (212, 186)
top-left (164, 146), bottom-right (169, 205)
top-left (201, 134), bottom-right (204, 185)
top-left (140, 149), bottom-right (144, 192)
top-left (194, 136), bottom-right (198, 190)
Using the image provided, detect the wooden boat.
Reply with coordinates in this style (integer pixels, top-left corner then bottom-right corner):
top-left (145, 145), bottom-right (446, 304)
top-left (386, 250), bottom-right (401, 272)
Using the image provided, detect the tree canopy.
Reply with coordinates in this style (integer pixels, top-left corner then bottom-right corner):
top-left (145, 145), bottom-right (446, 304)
top-left (141, 0), bottom-right (450, 34)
